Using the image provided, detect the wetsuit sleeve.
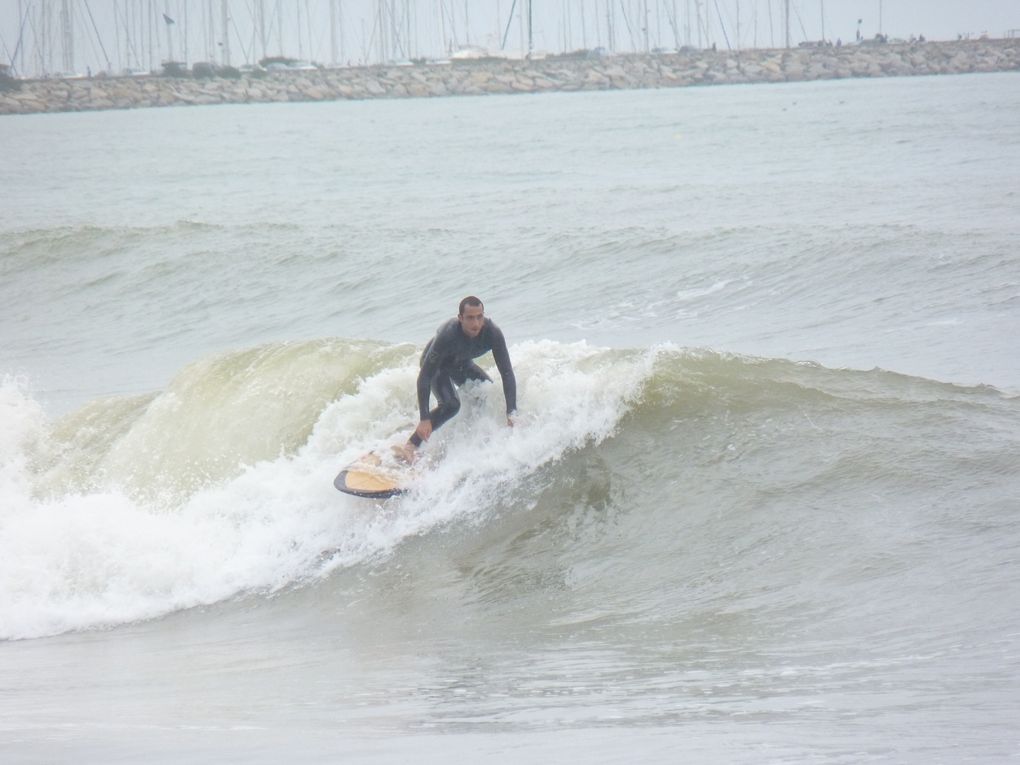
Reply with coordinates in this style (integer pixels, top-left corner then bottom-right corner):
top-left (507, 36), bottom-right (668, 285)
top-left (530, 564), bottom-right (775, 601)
top-left (489, 325), bottom-right (517, 415)
top-left (417, 326), bottom-right (450, 420)
top-left (416, 363), bottom-right (434, 420)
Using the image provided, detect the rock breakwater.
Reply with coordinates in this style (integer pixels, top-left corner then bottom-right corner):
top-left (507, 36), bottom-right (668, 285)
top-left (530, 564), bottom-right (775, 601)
top-left (2, 39), bottom-right (1017, 116)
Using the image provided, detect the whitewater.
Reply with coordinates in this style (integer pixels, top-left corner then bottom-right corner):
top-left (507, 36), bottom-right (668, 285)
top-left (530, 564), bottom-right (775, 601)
top-left (1, 72), bottom-right (1019, 762)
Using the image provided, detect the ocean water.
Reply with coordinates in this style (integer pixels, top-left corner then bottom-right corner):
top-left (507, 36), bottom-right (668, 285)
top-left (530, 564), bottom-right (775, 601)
top-left (2, 72), bottom-right (1019, 763)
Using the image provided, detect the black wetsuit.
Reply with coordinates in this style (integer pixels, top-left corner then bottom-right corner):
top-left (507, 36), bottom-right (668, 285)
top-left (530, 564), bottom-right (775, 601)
top-left (410, 317), bottom-right (516, 446)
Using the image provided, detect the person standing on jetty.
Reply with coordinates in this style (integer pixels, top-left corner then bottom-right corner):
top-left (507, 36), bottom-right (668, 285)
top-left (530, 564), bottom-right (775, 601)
top-left (396, 296), bottom-right (517, 462)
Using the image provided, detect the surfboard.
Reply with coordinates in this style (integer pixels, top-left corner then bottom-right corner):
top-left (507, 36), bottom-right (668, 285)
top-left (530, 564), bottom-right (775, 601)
top-left (334, 450), bottom-right (414, 499)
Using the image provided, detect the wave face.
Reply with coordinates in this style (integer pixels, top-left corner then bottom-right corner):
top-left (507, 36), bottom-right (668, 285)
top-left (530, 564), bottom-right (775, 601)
top-left (3, 339), bottom-right (1018, 644)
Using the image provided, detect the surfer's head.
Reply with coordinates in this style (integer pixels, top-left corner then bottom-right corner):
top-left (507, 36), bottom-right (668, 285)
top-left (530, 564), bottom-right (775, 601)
top-left (458, 296), bottom-right (485, 338)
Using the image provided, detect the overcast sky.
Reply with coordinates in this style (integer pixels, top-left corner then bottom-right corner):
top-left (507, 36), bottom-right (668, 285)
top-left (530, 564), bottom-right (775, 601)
top-left (815, 0), bottom-right (1017, 40)
top-left (2, 1), bottom-right (1018, 76)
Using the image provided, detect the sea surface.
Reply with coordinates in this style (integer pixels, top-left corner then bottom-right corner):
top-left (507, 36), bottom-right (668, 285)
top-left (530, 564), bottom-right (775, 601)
top-left (1, 72), bottom-right (1019, 763)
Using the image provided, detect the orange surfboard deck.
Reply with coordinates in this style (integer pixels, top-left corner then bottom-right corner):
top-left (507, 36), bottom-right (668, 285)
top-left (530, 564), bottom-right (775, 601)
top-left (334, 451), bottom-right (413, 499)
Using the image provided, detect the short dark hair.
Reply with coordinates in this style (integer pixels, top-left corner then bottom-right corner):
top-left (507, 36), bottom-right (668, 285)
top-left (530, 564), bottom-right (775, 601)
top-left (458, 295), bottom-right (484, 316)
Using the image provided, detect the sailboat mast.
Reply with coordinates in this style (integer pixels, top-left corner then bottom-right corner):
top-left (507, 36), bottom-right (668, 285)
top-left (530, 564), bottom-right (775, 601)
top-left (784, 0), bottom-right (790, 48)
top-left (221, 0), bottom-right (230, 65)
top-left (162, 1), bottom-right (173, 61)
top-left (61, 0), bottom-right (74, 72)
top-left (528, 0), bottom-right (533, 57)
top-left (330, 0), bottom-right (338, 64)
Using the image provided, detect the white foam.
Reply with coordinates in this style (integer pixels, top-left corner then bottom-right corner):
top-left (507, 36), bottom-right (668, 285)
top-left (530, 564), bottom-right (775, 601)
top-left (0, 377), bottom-right (47, 498)
top-left (0, 342), bottom-right (655, 640)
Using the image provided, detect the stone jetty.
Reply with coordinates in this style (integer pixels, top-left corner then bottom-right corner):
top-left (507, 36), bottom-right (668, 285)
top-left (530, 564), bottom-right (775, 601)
top-left (1, 39), bottom-right (1017, 116)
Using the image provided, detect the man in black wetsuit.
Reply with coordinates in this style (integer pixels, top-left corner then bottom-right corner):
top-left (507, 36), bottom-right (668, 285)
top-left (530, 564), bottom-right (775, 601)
top-left (398, 296), bottom-right (516, 461)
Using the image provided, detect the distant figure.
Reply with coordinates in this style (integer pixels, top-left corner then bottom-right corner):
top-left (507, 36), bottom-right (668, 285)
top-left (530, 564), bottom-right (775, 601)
top-left (836, 38), bottom-right (842, 47)
top-left (87, 66), bottom-right (92, 78)
top-left (919, 34), bottom-right (926, 43)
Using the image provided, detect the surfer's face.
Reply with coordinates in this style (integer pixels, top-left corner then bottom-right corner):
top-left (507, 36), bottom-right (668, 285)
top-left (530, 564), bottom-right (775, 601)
top-left (459, 304), bottom-right (485, 338)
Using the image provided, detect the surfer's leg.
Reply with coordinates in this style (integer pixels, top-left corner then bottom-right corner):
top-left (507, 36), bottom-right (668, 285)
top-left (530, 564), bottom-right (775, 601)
top-left (428, 370), bottom-right (462, 430)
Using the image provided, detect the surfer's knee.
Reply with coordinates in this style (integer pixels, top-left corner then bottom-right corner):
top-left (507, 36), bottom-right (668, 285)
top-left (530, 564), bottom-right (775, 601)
top-left (470, 363), bottom-right (492, 383)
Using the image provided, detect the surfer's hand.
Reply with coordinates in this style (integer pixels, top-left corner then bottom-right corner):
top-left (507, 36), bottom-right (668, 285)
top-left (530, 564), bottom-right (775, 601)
top-left (415, 419), bottom-right (433, 442)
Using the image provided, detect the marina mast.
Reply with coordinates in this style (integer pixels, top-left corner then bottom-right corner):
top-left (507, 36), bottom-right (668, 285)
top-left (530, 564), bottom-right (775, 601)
top-left (61, 0), bottom-right (75, 72)
top-left (785, 0), bottom-right (790, 47)
top-left (221, 0), bottom-right (230, 65)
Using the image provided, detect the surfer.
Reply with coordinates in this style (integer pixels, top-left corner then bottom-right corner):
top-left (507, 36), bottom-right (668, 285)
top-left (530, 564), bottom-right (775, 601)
top-left (397, 296), bottom-right (516, 462)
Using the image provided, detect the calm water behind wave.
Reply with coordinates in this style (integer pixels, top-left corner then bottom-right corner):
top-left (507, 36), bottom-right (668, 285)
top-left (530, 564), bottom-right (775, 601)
top-left (2, 72), bottom-right (1019, 408)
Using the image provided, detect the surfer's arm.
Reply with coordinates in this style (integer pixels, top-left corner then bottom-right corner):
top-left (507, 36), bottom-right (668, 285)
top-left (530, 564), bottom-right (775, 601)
top-left (490, 326), bottom-right (517, 418)
top-left (416, 362), bottom-right (435, 420)
top-left (408, 364), bottom-right (436, 448)
top-left (414, 418), bottom-right (433, 442)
